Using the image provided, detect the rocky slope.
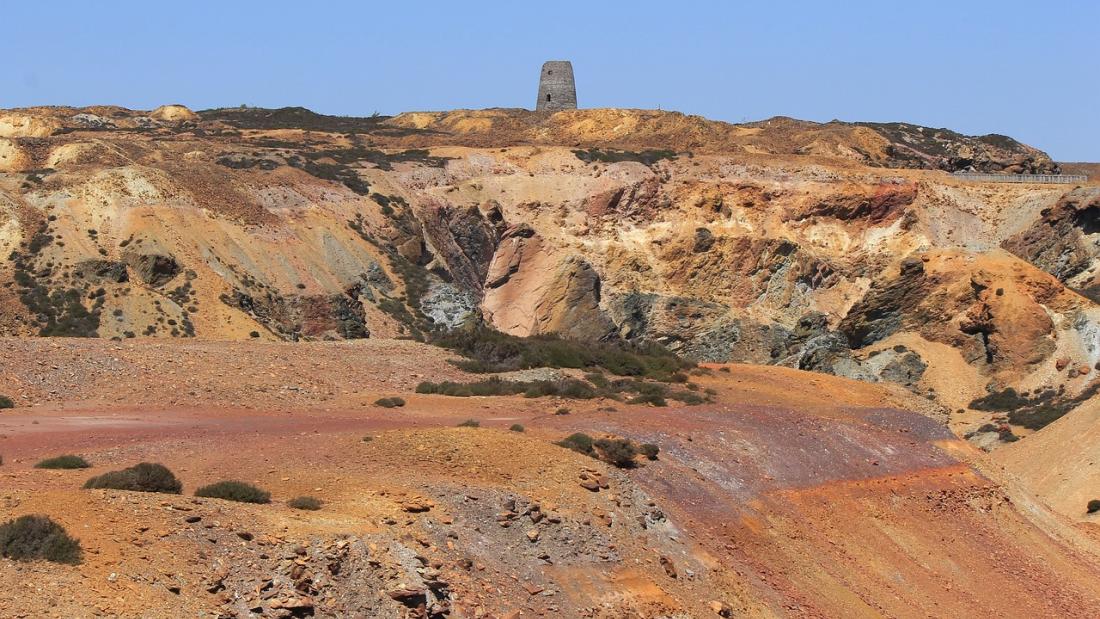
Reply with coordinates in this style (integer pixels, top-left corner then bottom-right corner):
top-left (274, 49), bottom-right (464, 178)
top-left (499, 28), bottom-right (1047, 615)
top-left (0, 104), bottom-right (1096, 445)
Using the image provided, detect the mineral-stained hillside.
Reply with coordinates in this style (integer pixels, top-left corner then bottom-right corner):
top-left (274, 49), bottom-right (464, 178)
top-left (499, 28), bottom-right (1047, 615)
top-left (2, 103), bottom-right (1100, 617)
top-left (0, 104), bottom-right (1096, 442)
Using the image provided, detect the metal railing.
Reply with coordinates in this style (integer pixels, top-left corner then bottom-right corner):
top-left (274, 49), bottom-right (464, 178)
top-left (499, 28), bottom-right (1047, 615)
top-left (952, 172), bottom-right (1088, 184)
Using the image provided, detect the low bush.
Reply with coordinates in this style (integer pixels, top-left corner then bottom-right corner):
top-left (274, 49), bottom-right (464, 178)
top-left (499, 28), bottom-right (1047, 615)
top-left (0, 395), bottom-right (13, 409)
top-left (628, 392), bottom-right (668, 407)
top-left (35, 455), bottom-right (90, 470)
top-left (375, 397), bottom-right (406, 408)
top-left (84, 463), bottom-right (182, 494)
top-left (572, 148), bottom-right (678, 167)
top-left (195, 480), bottom-right (271, 504)
top-left (288, 496), bottom-right (322, 511)
top-left (556, 432), bottom-right (594, 456)
top-left (1088, 500), bottom-right (1100, 514)
top-left (0, 515), bottom-right (82, 564)
top-left (457, 419), bottom-right (480, 428)
top-left (639, 443), bottom-right (660, 460)
top-left (554, 407), bottom-right (571, 416)
top-left (595, 438), bottom-right (638, 468)
top-left (509, 423), bottom-right (525, 432)
top-left (418, 378), bottom-right (597, 400)
top-left (432, 323), bottom-right (693, 380)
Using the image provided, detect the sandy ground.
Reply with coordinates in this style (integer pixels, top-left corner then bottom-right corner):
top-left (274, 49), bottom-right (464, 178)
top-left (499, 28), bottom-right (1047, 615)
top-left (2, 339), bottom-right (1100, 617)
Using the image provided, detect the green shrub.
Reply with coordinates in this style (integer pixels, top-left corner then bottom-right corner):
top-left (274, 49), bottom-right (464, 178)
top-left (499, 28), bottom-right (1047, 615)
top-left (509, 424), bottom-right (525, 432)
top-left (628, 392), bottom-right (668, 407)
top-left (375, 397), bottom-right (406, 408)
top-left (556, 433), bottom-right (594, 456)
top-left (288, 496), bottom-right (322, 511)
top-left (84, 462), bottom-right (182, 494)
top-left (572, 148), bottom-right (678, 167)
top-left (0, 515), bottom-right (82, 564)
top-left (35, 455), bottom-right (90, 470)
top-left (457, 419), bottom-right (480, 428)
top-left (595, 438), bottom-right (638, 468)
top-left (195, 480), bottom-right (271, 504)
top-left (639, 443), bottom-right (660, 460)
top-left (1088, 500), bottom-right (1100, 514)
top-left (0, 395), bottom-right (13, 409)
top-left (418, 377), bottom-right (597, 400)
top-left (431, 323), bottom-right (693, 380)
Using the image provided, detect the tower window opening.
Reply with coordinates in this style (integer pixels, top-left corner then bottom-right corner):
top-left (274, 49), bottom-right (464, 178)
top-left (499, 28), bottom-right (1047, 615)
top-left (547, 94), bottom-right (552, 102)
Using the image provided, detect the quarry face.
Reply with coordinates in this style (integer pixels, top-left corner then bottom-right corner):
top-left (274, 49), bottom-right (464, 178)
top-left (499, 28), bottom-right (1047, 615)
top-left (0, 104), bottom-right (1099, 617)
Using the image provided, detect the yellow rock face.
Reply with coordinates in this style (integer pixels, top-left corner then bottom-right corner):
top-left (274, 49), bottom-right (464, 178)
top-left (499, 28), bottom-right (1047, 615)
top-left (0, 112), bottom-right (61, 138)
top-left (0, 137), bottom-right (30, 171)
top-left (149, 104), bottom-right (198, 122)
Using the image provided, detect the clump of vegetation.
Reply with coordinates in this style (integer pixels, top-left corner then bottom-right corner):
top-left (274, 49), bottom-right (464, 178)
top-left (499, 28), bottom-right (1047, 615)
top-left (374, 397), bottom-right (406, 408)
top-left (416, 377), bottom-right (597, 399)
top-left (457, 419), bottom-right (480, 428)
top-left (1088, 500), bottom-right (1100, 514)
top-left (417, 373), bottom-right (711, 406)
top-left (195, 481), bottom-right (271, 504)
top-left (434, 323), bottom-right (693, 380)
top-left (34, 455), bottom-right (90, 470)
top-left (288, 496), bottom-right (323, 511)
top-left (0, 515), bottom-right (82, 565)
top-left (594, 438), bottom-right (638, 468)
top-left (509, 424), bottom-right (525, 432)
top-left (83, 462), bottom-right (182, 494)
top-left (0, 395), bottom-right (13, 409)
top-left (557, 434), bottom-right (657, 468)
top-left (554, 407), bottom-right (571, 416)
top-left (556, 433), bottom-right (595, 456)
top-left (573, 148), bottom-right (679, 167)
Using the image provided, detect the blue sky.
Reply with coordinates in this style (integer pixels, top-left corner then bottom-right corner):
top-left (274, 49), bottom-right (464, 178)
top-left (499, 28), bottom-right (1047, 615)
top-left (3, 0), bottom-right (1098, 160)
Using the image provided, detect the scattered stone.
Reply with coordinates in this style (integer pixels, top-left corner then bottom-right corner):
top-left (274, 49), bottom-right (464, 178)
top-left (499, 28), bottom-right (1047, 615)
top-left (659, 555), bottom-right (678, 579)
top-left (709, 600), bottom-right (734, 617)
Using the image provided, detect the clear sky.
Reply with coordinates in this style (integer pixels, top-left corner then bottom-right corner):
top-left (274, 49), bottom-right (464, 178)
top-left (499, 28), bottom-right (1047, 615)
top-left (3, 0), bottom-right (1098, 160)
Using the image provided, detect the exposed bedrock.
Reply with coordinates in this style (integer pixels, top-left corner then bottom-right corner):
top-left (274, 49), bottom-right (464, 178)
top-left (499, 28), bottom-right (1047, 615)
top-left (1003, 187), bottom-right (1100, 302)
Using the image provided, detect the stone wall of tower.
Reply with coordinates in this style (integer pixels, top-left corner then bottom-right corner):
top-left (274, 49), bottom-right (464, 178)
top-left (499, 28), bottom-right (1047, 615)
top-left (535, 61), bottom-right (577, 111)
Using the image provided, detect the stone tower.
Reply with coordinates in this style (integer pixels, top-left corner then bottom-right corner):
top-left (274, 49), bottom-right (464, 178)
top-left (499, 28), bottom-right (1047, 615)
top-left (535, 61), bottom-right (577, 111)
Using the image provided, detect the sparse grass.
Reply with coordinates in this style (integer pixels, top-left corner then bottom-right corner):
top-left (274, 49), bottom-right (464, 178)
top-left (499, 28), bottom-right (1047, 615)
top-left (195, 481), bottom-right (271, 504)
top-left (457, 419), bottom-right (480, 428)
top-left (83, 463), bottom-right (182, 494)
top-left (34, 455), bottom-right (90, 470)
top-left (0, 395), bottom-right (13, 409)
top-left (288, 496), bottom-right (323, 511)
top-left (374, 397), bottom-right (406, 408)
top-left (509, 424), bottom-right (525, 432)
top-left (0, 515), bottom-right (82, 565)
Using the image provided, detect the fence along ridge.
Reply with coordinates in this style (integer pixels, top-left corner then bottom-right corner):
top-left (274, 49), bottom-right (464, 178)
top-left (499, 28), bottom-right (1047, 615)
top-left (951, 172), bottom-right (1088, 184)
